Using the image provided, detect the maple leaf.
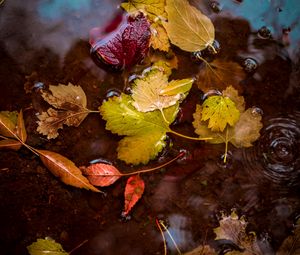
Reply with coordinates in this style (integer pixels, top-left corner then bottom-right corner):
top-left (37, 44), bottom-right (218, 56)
top-left (163, 0), bottom-right (215, 52)
top-left (37, 83), bottom-right (89, 139)
top-left (196, 59), bottom-right (246, 92)
top-left (90, 12), bottom-right (151, 70)
top-left (37, 150), bottom-right (101, 192)
top-left (123, 175), bottom-right (145, 216)
top-left (27, 237), bottom-right (68, 255)
top-left (131, 68), bottom-right (193, 115)
top-left (99, 94), bottom-right (179, 165)
top-left (213, 211), bottom-right (263, 255)
top-left (82, 163), bottom-right (121, 187)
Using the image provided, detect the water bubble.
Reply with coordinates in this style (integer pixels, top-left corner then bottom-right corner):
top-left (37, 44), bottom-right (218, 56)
top-left (124, 86), bottom-right (132, 95)
top-left (105, 88), bottom-right (121, 99)
top-left (258, 26), bottom-right (272, 39)
top-left (218, 151), bottom-right (233, 170)
top-left (205, 40), bottom-right (221, 56)
top-left (190, 51), bottom-right (202, 64)
top-left (201, 89), bottom-right (222, 101)
top-left (209, 1), bottom-right (222, 13)
top-left (33, 82), bottom-right (44, 90)
top-left (242, 58), bottom-right (258, 73)
top-left (251, 107), bottom-right (263, 117)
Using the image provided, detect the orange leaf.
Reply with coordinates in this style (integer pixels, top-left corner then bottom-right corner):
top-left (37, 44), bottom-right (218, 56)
top-left (17, 110), bottom-right (27, 142)
top-left (37, 150), bottom-right (101, 193)
top-left (0, 139), bottom-right (22, 151)
top-left (82, 163), bottom-right (121, 187)
top-left (123, 175), bottom-right (145, 216)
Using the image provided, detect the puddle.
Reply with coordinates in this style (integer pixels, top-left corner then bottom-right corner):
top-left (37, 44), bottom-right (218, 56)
top-left (0, 0), bottom-right (299, 254)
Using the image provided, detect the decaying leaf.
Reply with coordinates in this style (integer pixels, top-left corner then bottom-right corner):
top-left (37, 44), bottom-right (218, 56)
top-left (37, 83), bottom-right (89, 139)
top-left (27, 237), bottom-right (68, 255)
top-left (37, 150), bottom-right (100, 192)
top-left (82, 163), bottom-right (121, 187)
top-left (90, 12), bottom-right (151, 70)
top-left (163, 0), bottom-right (215, 52)
top-left (0, 139), bottom-right (22, 151)
top-left (100, 94), bottom-right (178, 165)
top-left (201, 95), bottom-right (240, 132)
top-left (123, 175), bottom-right (145, 216)
top-left (131, 68), bottom-right (193, 113)
top-left (196, 59), bottom-right (246, 92)
top-left (184, 244), bottom-right (217, 255)
top-left (213, 211), bottom-right (263, 255)
top-left (276, 219), bottom-right (300, 255)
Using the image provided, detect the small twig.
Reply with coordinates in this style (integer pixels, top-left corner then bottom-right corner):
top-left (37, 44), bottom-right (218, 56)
top-left (159, 220), bottom-right (182, 255)
top-left (156, 219), bottom-right (167, 255)
top-left (69, 239), bottom-right (88, 254)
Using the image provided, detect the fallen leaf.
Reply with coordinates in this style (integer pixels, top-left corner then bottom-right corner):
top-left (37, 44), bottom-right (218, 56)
top-left (17, 110), bottom-right (27, 142)
top-left (163, 0), bottom-right (215, 52)
top-left (184, 245), bottom-right (217, 255)
top-left (100, 94), bottom-right (178, 165)
top-left (150, 54), bottom-right (178, 77)
top-left (123, 175), bottom-right (145, 216)
top-left (276, 219), bottom-right (300, 255)
top-left (196, 59), bottom-right (246, 92)
top-left (160, 78), bottom-right (194, 96)
top-left (150, 22), bottom-right (170, 52)
top-left (37, 150), bottom-right (100, 192)
top-left (131, 68), bottom-right (192, 115)
top-left (82, 163), bottom-right (121, 187)
top-left (201, 95), bottom-right (240, 132)
top-left (0, 111), bottom-right (17, 138)
top-left (37, 83), bottom-right (89, 139)
top-left (0, 139), bottom-right (22, 151)
top-left (214, 211), bottom-right (263, 255)
top-left (90, 12), bottom-right (151, 70)
top-left (27, 237), bottom-right (68, 255)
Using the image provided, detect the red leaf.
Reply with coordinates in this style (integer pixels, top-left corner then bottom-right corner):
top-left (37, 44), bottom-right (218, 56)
top-left (123, 175), bottom-right (145, 216)
top-left (82, 163), bottom-right (121, 187)
top-left (90, 12), bottom-right (151, 70)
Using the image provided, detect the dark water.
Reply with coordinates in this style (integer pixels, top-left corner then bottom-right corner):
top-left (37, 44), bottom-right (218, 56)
top-left (0, 0), bottom-right (300, 254)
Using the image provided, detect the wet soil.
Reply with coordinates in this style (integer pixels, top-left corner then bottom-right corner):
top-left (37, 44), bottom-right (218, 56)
top-left (0, 0), bottom-right (300, 254)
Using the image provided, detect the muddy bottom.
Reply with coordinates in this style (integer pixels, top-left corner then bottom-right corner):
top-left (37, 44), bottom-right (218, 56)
top-left (0, 0), bottom-right (300, 254)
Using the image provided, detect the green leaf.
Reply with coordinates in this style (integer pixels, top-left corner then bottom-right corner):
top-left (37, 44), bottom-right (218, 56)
top-left (163, 0), bottom-right (215, 52)
top-left (27, 237), bottom-right (68, 255)
top-left (160, 78), bottom-right (194, 96)
top-left (100, 94), bottom-right (178, 165)
top-left (201, 95), bottom-right (240, 132)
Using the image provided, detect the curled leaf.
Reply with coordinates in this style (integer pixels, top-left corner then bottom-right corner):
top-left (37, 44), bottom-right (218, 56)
top-left (82, 163), bottom-right (121, 187)
top-left (123, 175), bottom-right (145, 216)
top-left (37, 150), bottom-right (100, 192)
top-left (27, 237), bottom-right (68, 255)
top-left (90, 12), bottom-right (151, 70)
top-left (163, 0), bottom-right (215, 52)
top-left (37, 83), bottom-right (89, 139)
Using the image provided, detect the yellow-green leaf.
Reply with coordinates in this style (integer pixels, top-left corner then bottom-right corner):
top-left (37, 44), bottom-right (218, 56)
top-left (163, 0), bottom-right (215, 52)
top-left (27, 237), bottom-right (68, 255)
top-left (201, 95), bottom-right (240, 132)
top-left (0, 111), bottom-right (17, 138)
top-left (150, 22), bottom-right (170, 52)
top-left (160, 78), bottom-right (194, 96)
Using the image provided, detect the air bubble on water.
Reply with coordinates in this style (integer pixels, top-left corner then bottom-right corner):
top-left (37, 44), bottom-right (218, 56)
top-left (243, 58), bottom-right (258, 73)
top-left (251, 107), bottom-right (263, 117)
top-left (257, 26), bottom-right (272, 39)
top-left (34, 82), bottom-right (44, 90)
top-left (105, 88), bottom-right (121, 99)
top-left (218, 151), bottom-right (233, 170)
top-left (202, 89), bottom-right (222, 101)
top-left (209, 1), bottom-right (222, 13)
top-left (190, 51), bottom-right (203, 64)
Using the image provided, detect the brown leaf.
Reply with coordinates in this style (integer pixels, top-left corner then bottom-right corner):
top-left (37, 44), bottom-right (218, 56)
top-left (184, 244), bottom-right (217, 255)
top-left (0, 139), bottom-right (22, 151)
top-left (17, 110), bottom-right (27, 142)
top-left (123, 175), bottom-right (145, 216)
top-left (196, 59), bottom-right (245, 92)
top-left (82, 163), bottom-right (121, 187)
top-left (37, 83), bottom-right (89, 139)
top-left (0, 112), bottom-right (16, 138)
top-left (37, 150), bottom-right (101, 192)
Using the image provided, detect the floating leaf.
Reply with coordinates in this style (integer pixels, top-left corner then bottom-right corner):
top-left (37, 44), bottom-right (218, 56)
top-left (150, 22), bottom-right (170, 52)
top-left (100, 94), bottom-right (178, 165)
top-left (123, 175), bottom-right (145, 216)
top-left (82, 163), bottom-right (121, 187)
top-left (160, 78), bottom-right (194, 96)
top-left (37, 83), bottom-right (89, 139)
top-left (90, 12), bottom-right (151, 70)
top-left (37, 150), bottom-right (100, 192)
top-left (184, 245), bottom-right (217, 255)
top-left (27, 237), bottom-right (68, 255)
top-left (163, 0), bottom-right (215, 52)
top-left (0, 111), bottom-right (17, 138)
top-left (131, 68), bottom-right (193, 113)
top-left (196, 59), bottom-right (246, 92)
top-left (17, 110), bottom-right (27, 142)
top-left (201, 95), bottom-right (240, 132)
top-left (0, 139), bottom-right (22, 151)
top-left (213, 211), bottom-right (263, 255)
top-left (276, 219), bottom-right (300, 255)
top-left (150, 52), bottom-right (178, 77)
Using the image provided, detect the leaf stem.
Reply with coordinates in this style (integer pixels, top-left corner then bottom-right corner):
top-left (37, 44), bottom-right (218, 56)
top-left (160, 108), bottom-right (170, 124)
top-left (169, 129), bottom-right (212, 141)
top-left (69, 239), bottom-right (88, 254)
top-left (156, 219), bottom-right (167, 255)
top-left (196, 56), bottom-right (224, 85)
top-left (159, 220), bottom-right (182, 255)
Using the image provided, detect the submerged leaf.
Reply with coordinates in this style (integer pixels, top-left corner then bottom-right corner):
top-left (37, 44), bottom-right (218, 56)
top-left (0, 111), bottom-right (17, 138)
top-left (27, 237), bottom-right (68, 255)
top-left (163, 0), bottom-right (215, 52)
top-left (17, 110), bottom-right (27, 143)
top-left (90, 12), bottom-right (151, 70)
top-left (37, 83), bottom-right (89, 139)
top-left (37, 150), bottom-right (100, 192)
top-left (197, 59), bottom-right (246, 92)
top-left (160, 78), bottom-right (194, 96)
top-left (0, 139), bottom-right (22, 151)
top-left (82, 163), bottom-right (121, 187)
top-left (100, 94), bottom-right (178, 165)
top-left (123, 175), bottom-right (145, 216)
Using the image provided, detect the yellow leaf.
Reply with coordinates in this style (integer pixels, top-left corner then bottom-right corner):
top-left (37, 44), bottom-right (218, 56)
top-left (160, 78), bottom-right (194, 96)
top-left (201, 95), bottom-right (240, 132)
top-left (150, 51), bottom-right (178, 76)
top-left (163, 0), bottom-right (215, 52)
top-left (0, 112), bottom-right (17, 138)
top-left (150, 22), bottom-right (170, 52)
